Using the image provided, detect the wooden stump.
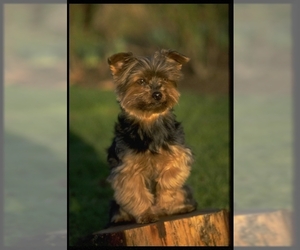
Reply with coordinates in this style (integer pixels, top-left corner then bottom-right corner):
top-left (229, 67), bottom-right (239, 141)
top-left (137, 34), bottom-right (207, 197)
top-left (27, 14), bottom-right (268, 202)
top-left (234, 209), bottom-right (292, 246)
top-left (83, 209), bottom-right (229, 246)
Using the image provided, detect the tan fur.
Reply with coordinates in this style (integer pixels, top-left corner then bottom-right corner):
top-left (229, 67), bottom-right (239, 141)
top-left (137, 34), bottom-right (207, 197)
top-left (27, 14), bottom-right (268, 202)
top-left (118, 78), bottom-right (180, 119)
top-left (107, 145), bottom-right (194, 222)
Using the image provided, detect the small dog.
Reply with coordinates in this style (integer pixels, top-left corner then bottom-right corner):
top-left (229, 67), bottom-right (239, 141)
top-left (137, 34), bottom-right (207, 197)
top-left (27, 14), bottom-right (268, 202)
top-left (106, 49), bottom-right (197, 224)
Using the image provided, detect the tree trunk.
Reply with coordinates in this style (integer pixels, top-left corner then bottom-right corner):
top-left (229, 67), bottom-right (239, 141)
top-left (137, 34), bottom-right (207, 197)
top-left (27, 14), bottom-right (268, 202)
top-left (82, 209), bottom-right (229, 246)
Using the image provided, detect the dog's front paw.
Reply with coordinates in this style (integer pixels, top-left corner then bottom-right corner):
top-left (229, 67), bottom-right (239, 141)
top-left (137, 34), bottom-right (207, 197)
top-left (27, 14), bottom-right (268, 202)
top-left (111, 212), bottom-right (133, 224)
top-left (136, 209), bottom-right (159, 224)
top-left (179, 203), bottom-right (197, 214)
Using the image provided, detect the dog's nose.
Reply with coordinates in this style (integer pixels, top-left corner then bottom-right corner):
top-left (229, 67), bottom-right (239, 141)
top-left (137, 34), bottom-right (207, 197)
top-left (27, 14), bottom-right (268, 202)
top-left (152, 91), bottom-right (162, 101)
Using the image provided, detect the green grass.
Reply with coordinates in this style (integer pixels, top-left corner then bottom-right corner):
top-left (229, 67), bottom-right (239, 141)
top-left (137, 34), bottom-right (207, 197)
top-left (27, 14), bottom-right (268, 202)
top-left (234, 95), bottom-right (293, 210)
top-left (4, 85), bottom-right (66, 246)
top-left (69, 85), bottom-right (230, 246)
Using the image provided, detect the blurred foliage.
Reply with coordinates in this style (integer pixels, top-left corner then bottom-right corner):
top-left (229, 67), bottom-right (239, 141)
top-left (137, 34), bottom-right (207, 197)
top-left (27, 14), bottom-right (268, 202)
top-left (69, 4), bottom-right (229, 94)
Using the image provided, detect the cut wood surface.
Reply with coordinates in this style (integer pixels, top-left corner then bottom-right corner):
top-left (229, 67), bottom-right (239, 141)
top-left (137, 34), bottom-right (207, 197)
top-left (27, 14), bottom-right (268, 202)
top-left (234, 209), bottom-right (292, 246)
top-left (84, 209), bottom-right (229, 246)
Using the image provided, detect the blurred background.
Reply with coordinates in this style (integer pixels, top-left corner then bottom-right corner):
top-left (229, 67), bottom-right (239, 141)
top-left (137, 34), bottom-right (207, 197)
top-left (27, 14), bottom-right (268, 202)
top-left (234, 4), bottom-right (293, 246)
top-left (69, 4), bottom-right (229, 93)
top-left (4, 4), bottom-right (67, 248)
top-left (69, 4), bottom-right (230, 246)
top-left (234, 4), bottom-right (292, 211)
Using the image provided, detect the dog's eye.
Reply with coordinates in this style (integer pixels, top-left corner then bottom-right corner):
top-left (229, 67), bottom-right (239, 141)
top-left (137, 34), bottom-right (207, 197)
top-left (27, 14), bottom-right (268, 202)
top-left (137, 79), bottom-right (146, 85)
top-left (162, 78), bottom-right (168, 83)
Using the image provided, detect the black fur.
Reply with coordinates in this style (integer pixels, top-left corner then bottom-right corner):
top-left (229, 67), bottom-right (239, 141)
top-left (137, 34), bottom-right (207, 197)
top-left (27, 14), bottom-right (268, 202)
top-left (107, 109), bottom-right (186, 170)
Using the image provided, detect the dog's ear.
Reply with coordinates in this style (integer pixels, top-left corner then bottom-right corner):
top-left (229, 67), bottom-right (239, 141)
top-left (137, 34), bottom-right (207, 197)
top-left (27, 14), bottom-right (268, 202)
top-left (160, 49), bottom-right (190, 69)
top-left (107, 52), bottom-right (134, 75)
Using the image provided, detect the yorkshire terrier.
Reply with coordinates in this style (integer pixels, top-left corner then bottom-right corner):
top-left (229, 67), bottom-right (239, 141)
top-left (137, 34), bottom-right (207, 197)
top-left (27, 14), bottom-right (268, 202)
top-left (106, 49), bottom-right (197, 225)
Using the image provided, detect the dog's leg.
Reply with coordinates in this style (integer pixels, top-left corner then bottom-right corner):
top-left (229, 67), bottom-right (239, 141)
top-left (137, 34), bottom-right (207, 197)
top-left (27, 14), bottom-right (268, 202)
top-left (108, 156), bottom-right (159, 224)
top-left (154, 145), bottom-right (197, 216)
top-left (154, 185), bottom-right (197, 216)
top-left (107, 199), bottom-right (134, 225)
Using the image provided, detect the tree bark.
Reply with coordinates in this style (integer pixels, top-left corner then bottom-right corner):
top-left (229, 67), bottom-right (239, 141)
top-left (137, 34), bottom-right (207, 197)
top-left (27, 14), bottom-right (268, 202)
top-left (83, 209), bottom-right (229, 246)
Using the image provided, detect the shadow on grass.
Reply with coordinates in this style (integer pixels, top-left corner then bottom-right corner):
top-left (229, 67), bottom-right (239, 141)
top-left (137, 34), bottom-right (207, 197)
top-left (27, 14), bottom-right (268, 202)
top-left (69, 130), bottom-right (112, 246)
